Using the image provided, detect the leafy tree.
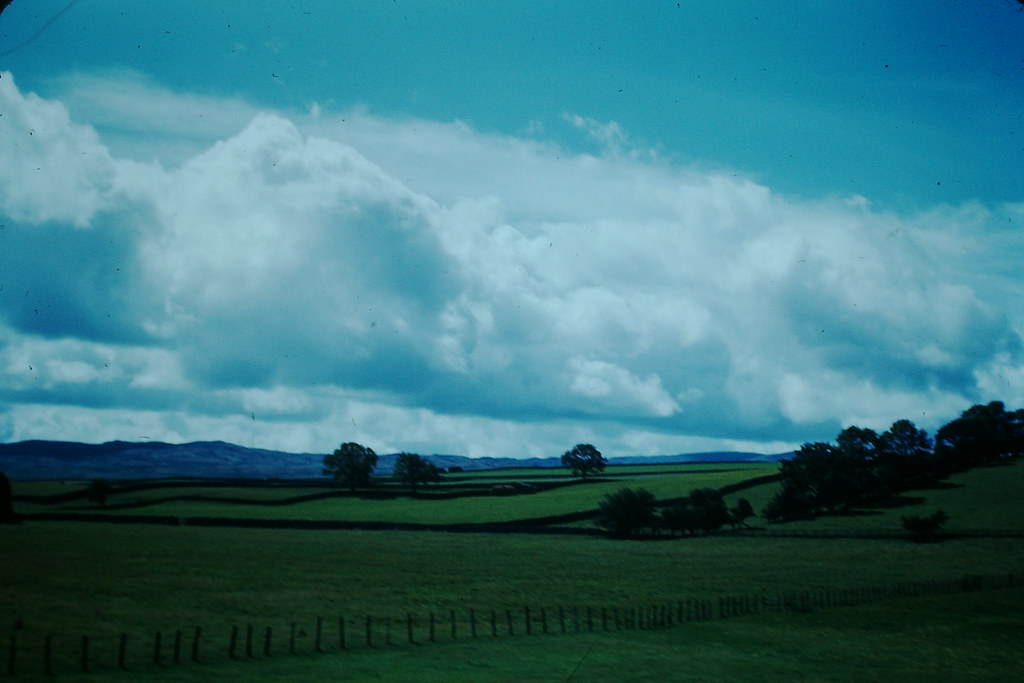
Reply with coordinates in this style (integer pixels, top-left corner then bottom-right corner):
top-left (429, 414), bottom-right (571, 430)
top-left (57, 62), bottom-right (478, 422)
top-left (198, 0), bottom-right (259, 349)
top-left (596, 487), bottom-right (656, 538)
top-left (661, 488), bottom-right (731, 535)
top-left (762, 483), bottom-right (815, 522)
top-left (661, 501), bottom-right (702, 536)
top-left (836, 426), bottom-right (880, 462)
top-left (322, 442), bottom-right (378, 491)
top-left (901, 510), bottom-right (948, 542)
top-left (765, 437), bottom-right (878, 520)
top-left (393, 453), bottom-right (443, 493)
top-left (877, 419), bottom-right (936, 490)
top-left (729, 497), bottom-right (755, 528)
top-left (0, 472), bottom-right (15, 523)
top-left (935, 401), bottom-right (1024, 472)
top-left (561, 443), bottom-right (607, 480)
top-left (87, 479), bottom-right (113, 506)
top-left (688, 487), bottom-right (731, 533)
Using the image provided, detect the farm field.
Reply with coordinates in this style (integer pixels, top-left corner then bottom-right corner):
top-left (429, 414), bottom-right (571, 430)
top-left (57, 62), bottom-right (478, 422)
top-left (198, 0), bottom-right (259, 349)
top-left (4, 520), bottom-right (1024, 636)
top-left (33, 588), bottom-right (1024, 682)
top-left (10, 463), bottom-right (775, 524)
top-left (722, 461), bottom-right (1024, 532)
top-left (4, 459), bottom-right (1024, 680)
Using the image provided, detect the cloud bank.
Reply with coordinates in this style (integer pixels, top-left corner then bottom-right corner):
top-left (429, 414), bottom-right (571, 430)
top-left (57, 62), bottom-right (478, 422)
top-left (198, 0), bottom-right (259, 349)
top-left (1, 71), bottom-right (1021, 458)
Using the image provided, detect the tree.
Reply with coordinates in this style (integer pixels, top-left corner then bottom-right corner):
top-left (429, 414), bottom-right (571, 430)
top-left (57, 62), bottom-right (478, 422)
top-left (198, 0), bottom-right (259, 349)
top-left (0, 472), bottom-right (16, 523)
top-left (561, 444), bottom-right (607, 480)
top-left (901, 510), bottom-right (948, 543)
top-left (393, 453), bottom-right (443, 493)
top-left (596, 487), bottom-right (656, 538)
top-left (877, 419), bottom-right (936, 490)
top-left (323, 442), bottom-right (378, 491)
top-left (661, 501), bottom-right (702, 536)
top-left (661, 488), bottom-right (731, 536)
top-left (729, 497), bottom-right (755, 528)
top-left (688, 487), bottom-right (731, 533)
top-left (935, 401), bottom-right (1024, 473)
top-left (87, 479), bottom-right (113, 506)
top-left (765, 438), bottom-right (877, 520)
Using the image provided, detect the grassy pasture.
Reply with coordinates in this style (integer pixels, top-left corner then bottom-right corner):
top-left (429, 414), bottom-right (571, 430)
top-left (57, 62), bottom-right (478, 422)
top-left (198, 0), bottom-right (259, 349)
top-left (5, 459), bottom-right (1024, 680)
top-left (11, 463), bottom-right (774, 524)
top-left (4, 521), bottom-right (1024, 638)
top-left (722, 460), bottom-right (1024, 532)
top-left (35, 589), bottom-right (1024, 682)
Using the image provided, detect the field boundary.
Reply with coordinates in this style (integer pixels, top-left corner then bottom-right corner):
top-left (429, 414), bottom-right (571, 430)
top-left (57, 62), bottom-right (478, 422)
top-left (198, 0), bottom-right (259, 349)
top-left (5, 572), bottom-right (1018, 679)
top-left (14, 513), bottom-right (1024, 540)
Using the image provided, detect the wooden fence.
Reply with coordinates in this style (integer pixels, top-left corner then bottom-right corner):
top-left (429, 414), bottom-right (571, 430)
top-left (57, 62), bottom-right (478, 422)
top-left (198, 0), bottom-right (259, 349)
top-left (3, 572), bottom-right (1017, 678)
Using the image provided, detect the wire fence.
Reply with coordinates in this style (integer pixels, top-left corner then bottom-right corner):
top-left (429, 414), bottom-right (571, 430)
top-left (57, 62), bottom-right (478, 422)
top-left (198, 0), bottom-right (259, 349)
top-left (3, 572), bottom-right (1018, 678)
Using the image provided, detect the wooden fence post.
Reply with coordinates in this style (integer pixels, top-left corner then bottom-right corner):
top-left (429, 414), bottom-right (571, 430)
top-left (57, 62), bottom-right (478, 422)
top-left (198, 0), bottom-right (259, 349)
top-left (118, 633), bottom-right (128, 671)
top-left (366, 616), bottom-right (373, 648)
top-left (491, 610), bottom-right (497, 637)
top-left (81, 635), bottom-right (90, 673)
top-left (153, 630), bottom-right (163, 666)
top-left (586, 606), bottom-right (593, 632)
top-left (43, 634), bottom-right (53, 677)
top-left (450, 610), bottom-right (457, 640)
top-left (506, 609), bottom-right (514, 636)
top-left (385, 617), bottom-right (393, 646)
top-left (408, 613), bottom-right (416, 645)
top-left (228, 625), bottom-right (238, 659)
top-left (572, 606), bottom-right (579, 633)
top-left (559, 606), bottom-right (566, 633)
top-left (541, 608), bottom-right (548, 634)
top-left (339, 617), bottom-right (346, 650)
top-left (525, 606), bottom-right (531, 635)
top-left (470, 609), bottom-right (477, 638)
top-left (290, 622), bottom-right (298, 655)
top-left (191, 626), bottom-right (202, 663)
top-left (315, 616), bottom-right (324, 653)
top-left (601, 607), bottom-right (608, 631)
top-left (173, 629), bottom-right (182, 664)
top-left (7, 634), bottom-right (14, 676)
top-left (429, 612), bottom-right (435, 643)
top-left (264, 626), bottom-right (273, 657)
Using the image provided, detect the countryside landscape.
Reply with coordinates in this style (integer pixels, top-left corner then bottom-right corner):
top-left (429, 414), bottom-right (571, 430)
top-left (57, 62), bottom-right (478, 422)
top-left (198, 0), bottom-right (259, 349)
top-left (2, 400), bottom-right (1024, 681)
top-left (2, 3), bottom-right (1024, 681)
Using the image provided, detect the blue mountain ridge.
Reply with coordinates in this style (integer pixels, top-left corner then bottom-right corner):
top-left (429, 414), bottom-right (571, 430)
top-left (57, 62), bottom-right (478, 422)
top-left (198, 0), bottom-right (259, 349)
top-left (0, 439), bottom-right (789, 480)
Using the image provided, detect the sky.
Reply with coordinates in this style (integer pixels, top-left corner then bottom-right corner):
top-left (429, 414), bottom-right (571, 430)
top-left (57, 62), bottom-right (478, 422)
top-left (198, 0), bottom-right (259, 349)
top-left (0, 1), bottom-right (1022, 459)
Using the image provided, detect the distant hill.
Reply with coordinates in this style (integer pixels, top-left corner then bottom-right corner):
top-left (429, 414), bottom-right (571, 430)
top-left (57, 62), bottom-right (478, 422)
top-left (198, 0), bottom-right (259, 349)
top-left (0, 439), bottom-right (789, 480)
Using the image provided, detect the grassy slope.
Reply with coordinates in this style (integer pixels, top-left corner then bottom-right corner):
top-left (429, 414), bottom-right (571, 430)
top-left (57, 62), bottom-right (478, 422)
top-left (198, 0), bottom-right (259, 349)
top-left (723, 460), bottom-right (1024, 532)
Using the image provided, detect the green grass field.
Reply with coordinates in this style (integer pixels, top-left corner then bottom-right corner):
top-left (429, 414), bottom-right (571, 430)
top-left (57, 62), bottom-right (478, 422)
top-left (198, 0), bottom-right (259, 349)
top-left (722, 461), bottom-right (1024, 532)
top-left (10, 587), bottom-right (1024, 682)
top-left (11, 463), bottom-right (775, 524)
top-left (4, 459), bottom-right (1024, 680)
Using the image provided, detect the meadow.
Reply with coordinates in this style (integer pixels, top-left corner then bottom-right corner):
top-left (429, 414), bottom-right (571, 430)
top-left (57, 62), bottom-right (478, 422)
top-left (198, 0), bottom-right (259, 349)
top-left (3, 460), bottom-right (1024, 680)
top-left (12, 463), bottom-right (773, 525)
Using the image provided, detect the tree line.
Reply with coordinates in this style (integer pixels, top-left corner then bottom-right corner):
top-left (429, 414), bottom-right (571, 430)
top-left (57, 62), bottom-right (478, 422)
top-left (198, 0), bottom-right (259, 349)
top-left (763, 400), bottom-right (1024, 522)
top-left (322, 443), bottom-right (444, 494)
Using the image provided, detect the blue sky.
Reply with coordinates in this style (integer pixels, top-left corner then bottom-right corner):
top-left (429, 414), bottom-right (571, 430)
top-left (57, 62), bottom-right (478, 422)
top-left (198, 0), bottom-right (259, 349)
top-left (0, 1), bottom-right (1022, 459)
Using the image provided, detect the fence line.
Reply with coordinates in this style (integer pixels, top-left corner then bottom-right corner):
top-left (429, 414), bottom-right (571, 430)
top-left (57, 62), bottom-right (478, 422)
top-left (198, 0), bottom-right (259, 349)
top-left (3, 572), bottom-right (1018, 678)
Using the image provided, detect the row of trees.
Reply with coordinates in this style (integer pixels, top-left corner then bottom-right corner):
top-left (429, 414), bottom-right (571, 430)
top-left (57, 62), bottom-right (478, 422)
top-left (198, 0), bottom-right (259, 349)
top-left (596, 486), bottom-right (754, 538)
top-left (322, 442), bottom-right (609, 493)
top-left (764, 401), bottom-right (1024, 521)
top-left (323, 443), bottom-right (443, 493)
